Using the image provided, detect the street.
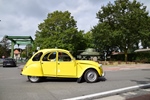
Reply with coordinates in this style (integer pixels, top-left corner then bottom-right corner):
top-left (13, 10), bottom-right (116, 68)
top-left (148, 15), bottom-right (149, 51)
top-left (0, 64), bottom-right (150, 100)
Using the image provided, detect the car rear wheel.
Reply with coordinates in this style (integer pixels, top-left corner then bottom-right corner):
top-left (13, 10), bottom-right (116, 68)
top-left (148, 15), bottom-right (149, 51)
top-left (84, 69), bottom-right (98, 83)
top-left (28, 76), bottom-right (41, 83)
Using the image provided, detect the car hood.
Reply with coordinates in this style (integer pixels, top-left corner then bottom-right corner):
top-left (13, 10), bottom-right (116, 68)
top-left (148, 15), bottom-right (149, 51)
top-left (76, 60), bottom-right (99, 66)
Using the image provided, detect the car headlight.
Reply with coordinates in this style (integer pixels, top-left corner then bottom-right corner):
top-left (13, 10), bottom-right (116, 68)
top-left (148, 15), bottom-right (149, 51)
top-left (99, 64), bottom-right (105, 76)
top-left (99, 64), bottom-right (102, 68)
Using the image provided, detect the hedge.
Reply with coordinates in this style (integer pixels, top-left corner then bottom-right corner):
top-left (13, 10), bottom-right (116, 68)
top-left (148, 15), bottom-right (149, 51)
top-left (110, 52), bottom-right (150, 63)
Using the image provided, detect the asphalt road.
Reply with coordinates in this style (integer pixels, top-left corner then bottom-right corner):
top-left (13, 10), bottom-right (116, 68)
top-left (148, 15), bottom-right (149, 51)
top-left (0, 65), bottom-right (150, 100)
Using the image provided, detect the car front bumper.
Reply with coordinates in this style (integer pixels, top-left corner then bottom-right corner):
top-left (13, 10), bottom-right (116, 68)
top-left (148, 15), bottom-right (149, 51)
top-left (102, 71), bottom-right (105, 77)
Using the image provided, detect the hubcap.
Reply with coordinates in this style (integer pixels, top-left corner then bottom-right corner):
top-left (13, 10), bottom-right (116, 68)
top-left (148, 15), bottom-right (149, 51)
top-left (87, 72), bottom-right (97, 82)
top-left (29, 76), bottom-right (39, 82)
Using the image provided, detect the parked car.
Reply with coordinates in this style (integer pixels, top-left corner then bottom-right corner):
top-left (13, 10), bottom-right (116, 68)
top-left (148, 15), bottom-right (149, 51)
top-left (3, 58), bottom-right (17, 67)
top-left (21, 49), bottom-right (105, 83)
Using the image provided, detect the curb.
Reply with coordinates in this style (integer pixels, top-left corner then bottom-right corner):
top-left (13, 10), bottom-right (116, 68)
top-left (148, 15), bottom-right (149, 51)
top-left (63, 83), bottom-right (150, 100)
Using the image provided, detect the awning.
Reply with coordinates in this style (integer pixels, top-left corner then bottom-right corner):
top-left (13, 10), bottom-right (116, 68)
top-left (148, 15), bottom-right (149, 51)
top-left (134, 48), bottom-right (150, 52)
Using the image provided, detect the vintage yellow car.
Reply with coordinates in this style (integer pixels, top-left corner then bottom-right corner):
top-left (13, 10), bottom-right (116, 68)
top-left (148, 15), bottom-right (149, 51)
top-left (21, 49), bottom-right (105, 83)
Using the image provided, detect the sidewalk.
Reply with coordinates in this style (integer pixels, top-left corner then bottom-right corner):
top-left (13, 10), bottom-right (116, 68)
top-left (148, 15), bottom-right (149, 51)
top-left (102, 64), bottom-right (150, 71)
top-left (95, 88), bottom-right (150, 100)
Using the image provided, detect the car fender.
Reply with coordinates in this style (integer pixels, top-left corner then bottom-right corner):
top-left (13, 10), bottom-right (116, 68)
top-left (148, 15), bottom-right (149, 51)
top-left (21, 63), bottom-right (43, 76)
top-left (77, 63), bottom-right (101, 78)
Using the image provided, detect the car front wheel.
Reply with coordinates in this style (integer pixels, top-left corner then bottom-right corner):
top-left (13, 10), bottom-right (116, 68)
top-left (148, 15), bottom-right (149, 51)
top-left (28, 76), bottom-right (41, 83)
top-left (84, 69), bottom-right (98, 83)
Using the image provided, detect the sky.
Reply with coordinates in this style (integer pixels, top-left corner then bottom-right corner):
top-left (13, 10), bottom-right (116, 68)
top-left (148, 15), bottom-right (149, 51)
top-left (0, 0), bottom-right (150, 48)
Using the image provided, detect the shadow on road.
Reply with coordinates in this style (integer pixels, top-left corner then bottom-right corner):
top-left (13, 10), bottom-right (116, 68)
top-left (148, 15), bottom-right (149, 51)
top-left (28, 77), bottom-right (107, 83)
top-left (131, 78), bottom-right (150, 85)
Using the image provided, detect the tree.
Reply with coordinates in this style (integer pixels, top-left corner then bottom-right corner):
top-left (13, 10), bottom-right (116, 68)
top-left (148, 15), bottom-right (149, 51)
top-left (92, 0), bottom-right (150, 61)
top-left (0, 36), bottom-right (10, 58)
top-left (141, 16), bottom-right (150, 48)
top-left (83, 31), bottom-right (94, 48)
top-left (35, 11), bottom-right (86, 56)
top-left (92, 22), bottom-right (113, 51)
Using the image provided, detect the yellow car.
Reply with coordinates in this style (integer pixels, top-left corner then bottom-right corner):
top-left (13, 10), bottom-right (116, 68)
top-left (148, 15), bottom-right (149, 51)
top-left (21, 49), bottom-right (105, 83)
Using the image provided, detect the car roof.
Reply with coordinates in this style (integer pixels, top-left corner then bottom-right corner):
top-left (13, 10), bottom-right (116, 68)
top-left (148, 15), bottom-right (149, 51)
top-left (3, 58), bottom-right (15, 61)
top-left (37, 48), bottom-right (70, 53)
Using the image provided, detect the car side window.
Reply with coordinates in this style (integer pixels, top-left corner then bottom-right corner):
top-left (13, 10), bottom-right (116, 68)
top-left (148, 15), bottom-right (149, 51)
top-left (42, 52), bottom-right (56, 61)
top-left (58, 52), bottom-right (71, 61)
top-left (32, 52), bottom-right (43, 61)
top-left (49, 52), bottom-right (56, 61)
top-left (42, 53), bottom-right (50, 61)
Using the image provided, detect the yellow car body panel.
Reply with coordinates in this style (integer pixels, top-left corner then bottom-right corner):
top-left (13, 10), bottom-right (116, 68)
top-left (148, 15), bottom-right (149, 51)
top-left (57, 61), bottom-right (76, 77)
top-left (41, 61), bottom-right (57, 76)
top-left (76, 60), bottom-right (103, 77)
top-left (21, 49), bottom-right (104, 79)
top-left (21, 61), bottom-right (43, 76)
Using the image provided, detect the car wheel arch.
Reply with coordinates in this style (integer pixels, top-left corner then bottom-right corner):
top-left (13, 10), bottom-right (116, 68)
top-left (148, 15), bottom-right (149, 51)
top-left (83, 68), bottom-right (99, 75)
top-left (79, 68), bottom-right (99, 82)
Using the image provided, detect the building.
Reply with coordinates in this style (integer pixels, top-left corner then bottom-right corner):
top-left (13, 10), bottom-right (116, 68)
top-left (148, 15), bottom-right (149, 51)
top-left (14, 48), bottom-right (22, 60)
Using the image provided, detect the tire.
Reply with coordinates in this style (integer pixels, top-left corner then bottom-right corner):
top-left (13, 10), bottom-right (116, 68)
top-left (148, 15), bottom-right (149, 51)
top-left (28, 76), bottom-right (41, 83)
top-left (84, 69), bottom-right (98, 83)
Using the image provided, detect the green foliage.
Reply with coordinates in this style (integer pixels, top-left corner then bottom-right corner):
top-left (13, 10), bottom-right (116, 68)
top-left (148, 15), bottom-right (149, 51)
top-left (135, 52), bottom-right (150, 63)
top-left (83, 31), bottom-right (94, 48)
top-left (21, 50), bottom-right (26, 58)
top-left (0, 47), bottom-right (10, 58)
top-left (92, 22), bottom-right (113, 52)
top-left (35, 11), bottom-right (86, 55)
top-left (141, 17), bottom-right (150, 48)
top-left (111, 52), bottom-right (150, 63)
top-left (0, 37), bottom-right (10, 58)
top-left (92, 0), bottom-right (150, 61)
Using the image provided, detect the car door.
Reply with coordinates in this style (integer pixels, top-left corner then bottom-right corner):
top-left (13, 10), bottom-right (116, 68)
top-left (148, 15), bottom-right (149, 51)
top-left (41, 51), bottom-right (57, 76)
top-left (57, 52), bottom-right (77, 77)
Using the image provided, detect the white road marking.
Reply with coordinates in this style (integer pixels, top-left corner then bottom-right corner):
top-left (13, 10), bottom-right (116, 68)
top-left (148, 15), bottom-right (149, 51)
top-left (63, 83), bottom-right (150, 100)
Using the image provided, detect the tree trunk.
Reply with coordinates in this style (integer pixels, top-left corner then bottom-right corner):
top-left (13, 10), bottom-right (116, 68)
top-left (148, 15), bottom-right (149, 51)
top-left (124, 49), bottom-right (128, 63)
